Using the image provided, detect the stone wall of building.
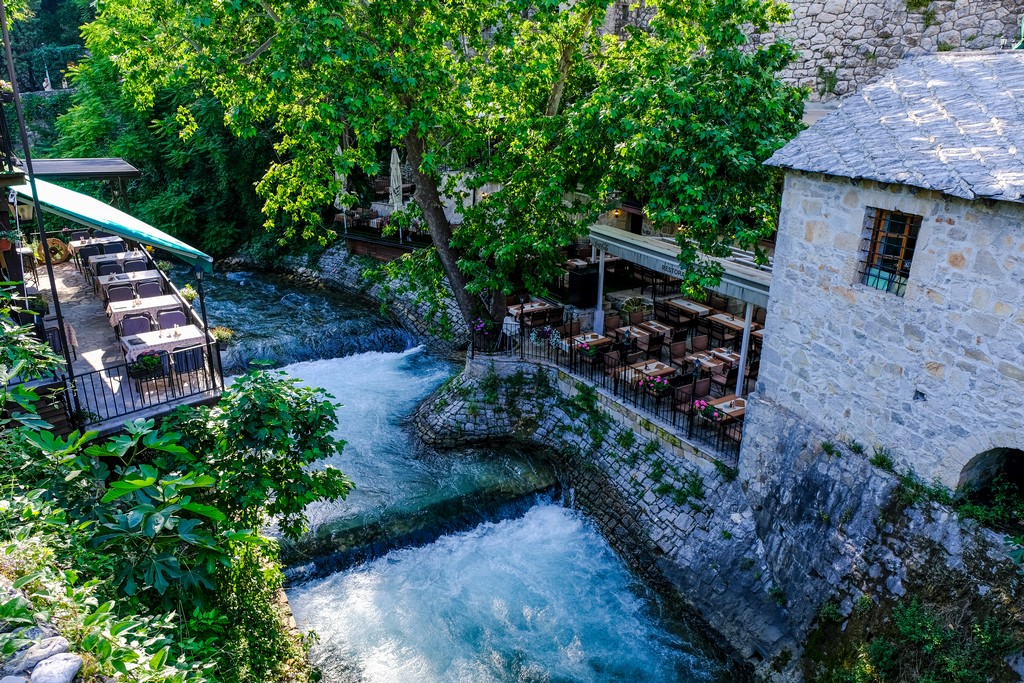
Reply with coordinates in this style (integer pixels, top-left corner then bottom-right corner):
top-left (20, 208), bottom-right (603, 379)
top-left (415, 356), bottom-right (1022, 681)
top-left (608, 0), bottom-right (1024, 101)
top-left (758, 172), bottom-right (1024, 487)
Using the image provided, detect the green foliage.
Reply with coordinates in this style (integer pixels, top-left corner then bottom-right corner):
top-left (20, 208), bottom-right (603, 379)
top-left (955, 475), bottom-right (1024, 533)
top-left (83, 0), bottom-right (803, 318)
top-left (905, 0), bottom-right (931, 10)
top-left (768, 584), bottom-right (787, 606)
top-left (821, 599), bottom-right (1019, 683)
top-left (614, 429), bottom-right (636, 451)
top-left (821, 440), bottom-right (839, 457)
top-left (846, 439), bottom-right (865, 455)
top-left (1, 284), bottom-right (67, 430)
top-left (2, 347), bottom-right (339, 683)
top-left (480, 364), bottom-right (502, 404)
top-left (720, 529), bottom-right (733, 540)
top-left (818, 600), bottom-right (844, 624)
top-left (164, 367), bottom-right (353, 540)
top-left (817, 66), bottom-right (839, 97)
top-left (870, 446), bottom-right (896, 472)
top-left (56, 51), bottom-right (276, 258)
top-left (713, 460), bottom-right (739, 482)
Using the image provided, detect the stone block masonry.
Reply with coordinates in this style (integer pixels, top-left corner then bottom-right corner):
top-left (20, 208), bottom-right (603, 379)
top-left (609, 0), bottom-right (1024, 101)
top-left (417, 356), bottom-right (1023, 681)
top-left (758, 173), bottom-right (1024, 487)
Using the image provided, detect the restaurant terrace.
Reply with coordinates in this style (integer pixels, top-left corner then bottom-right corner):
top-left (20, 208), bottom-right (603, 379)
top-left (6, 175), bottom-right (223, 435)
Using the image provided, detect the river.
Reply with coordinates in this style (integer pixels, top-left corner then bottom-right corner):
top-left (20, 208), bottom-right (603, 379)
top-left (188, 267), bottom-right (737, 682)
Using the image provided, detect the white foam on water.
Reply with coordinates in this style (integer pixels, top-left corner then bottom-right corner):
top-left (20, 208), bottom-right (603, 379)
top-left (288, 504), bottom-right (721, 683)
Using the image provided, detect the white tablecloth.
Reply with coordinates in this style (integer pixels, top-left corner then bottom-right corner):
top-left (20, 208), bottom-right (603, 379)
top-left (121, 325), bottom-right (206, 362)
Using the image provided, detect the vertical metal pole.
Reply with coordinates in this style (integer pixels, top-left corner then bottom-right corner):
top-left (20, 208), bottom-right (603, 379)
top-left (594, 248), bottom-right (606, 334)
top-left (736, 302), bottom-right (754, 397)
top-left (0, 0), bottom-right (82, 423)
top-left (196, 274), bottom-right (219, 389)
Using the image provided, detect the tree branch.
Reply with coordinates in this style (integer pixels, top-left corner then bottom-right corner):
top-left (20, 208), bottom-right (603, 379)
top-left (241, 33), bottom-right (278, 64)
top-left (545, 9), bottom-right (595, 117)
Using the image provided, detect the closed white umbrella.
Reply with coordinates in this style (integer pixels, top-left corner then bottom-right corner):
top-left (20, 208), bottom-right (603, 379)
top-left (333, 145), bottom-right (349, 234)
top-left (389, 148), bottom-right (404, 241)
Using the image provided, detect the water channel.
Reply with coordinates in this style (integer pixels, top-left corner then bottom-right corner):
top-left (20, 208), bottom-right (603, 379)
top-left (188, 268), bottom-right (738, 683)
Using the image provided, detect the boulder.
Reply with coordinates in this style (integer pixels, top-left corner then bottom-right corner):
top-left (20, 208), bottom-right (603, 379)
top-left (4, 638), bottom-right (69, 675)
top-left (28, 654), bottom-right (81, 683)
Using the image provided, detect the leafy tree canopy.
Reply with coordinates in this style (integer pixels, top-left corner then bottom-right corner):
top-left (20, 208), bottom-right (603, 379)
top-left (81, 0), bottom-right (803, 323)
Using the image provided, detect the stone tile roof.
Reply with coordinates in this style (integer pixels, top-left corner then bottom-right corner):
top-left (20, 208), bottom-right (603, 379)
top-left (766, 53), bottom-right (1024, 204)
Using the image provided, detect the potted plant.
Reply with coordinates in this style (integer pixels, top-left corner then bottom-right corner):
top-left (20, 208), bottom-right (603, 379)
top-left (638, 375), bottom-right (672, 396)
top-left (693, 398), bottom-right (724, 422)
top-left (0, 228), bottom-right (19, 252)
top-left (211, 326), bottom-right (235, 345)
top-left (127, 351), bottom-right (165, 380)
top-left (179, 284), bottom-right (198, 303)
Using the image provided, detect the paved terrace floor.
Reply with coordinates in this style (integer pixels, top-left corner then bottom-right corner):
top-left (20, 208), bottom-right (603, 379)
top-left (36, 261), bottom-right (220, 433)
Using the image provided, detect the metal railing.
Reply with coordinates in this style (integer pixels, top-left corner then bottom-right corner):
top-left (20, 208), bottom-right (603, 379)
top-left (471, 321), bottom-right (743, 462)
top-left (70, 342), bottom-right (221, 426)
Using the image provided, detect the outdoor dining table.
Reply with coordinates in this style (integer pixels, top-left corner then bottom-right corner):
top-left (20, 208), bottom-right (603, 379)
top-left (96, 270), bottom-right (162, 297)
top-left (66, 236), bottom-right (124, 254)
top-left (89, 250), bottom-right (148, 273)
top-left (106, 294), bottom-right (181, 327)
top-left (751, 329), bottom-right (765, 340)
top-left (710, 347), bottom-right (742, 366)
top-left (709, 394), bottom-right (747, 420)
top-left (565, 258), bottom-right (590, 269)
top-left (507, 301), bottom-right (557, 318)
top-left (621, 359), bottom-right (675, 383)
top-left (571, 332), bottom-right (613, 349)
top-left (615, 324), bottom-right (651, 338)
top-left (638, 320), bottom-right (672, 336)
top-left (684, 351), bottom-right (725, 373)
top-left (120, 324), bottom-right (205, 362)
top-left (666, 298), bottom-right (712, 318)
top-left (707, 312), bottom-right (761, 333)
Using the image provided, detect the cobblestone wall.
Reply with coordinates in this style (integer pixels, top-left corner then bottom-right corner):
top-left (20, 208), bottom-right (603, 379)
top-left (758, 173), bottom-right (1024, 487)
top-left (418, 356), bottom-right (1023, 681)
top-left (608, 0), bottom-right (1024, 101)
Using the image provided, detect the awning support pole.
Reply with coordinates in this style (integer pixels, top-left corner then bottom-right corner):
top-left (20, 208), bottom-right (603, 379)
top-left (736, 302), bottom-right (753, 397)
top-left (0, 0), bottom-right (82, 424)
top-left (195, 273), bottom-right (220, 390)
top-left (594, 248), bottom-right (606, 334)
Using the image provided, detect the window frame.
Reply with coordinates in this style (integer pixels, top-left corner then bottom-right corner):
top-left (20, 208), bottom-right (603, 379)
top-left (859, 208), bottom-right (922, 297)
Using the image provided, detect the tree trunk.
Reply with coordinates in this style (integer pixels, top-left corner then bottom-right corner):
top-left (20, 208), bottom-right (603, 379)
top-left (404, 130), bottom-right (479, 325)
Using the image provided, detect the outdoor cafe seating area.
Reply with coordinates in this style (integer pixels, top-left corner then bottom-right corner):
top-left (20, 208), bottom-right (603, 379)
top-left (492, 288), bottom-right (766, 460)
top-left (45, 231), bottom-right (219, 424)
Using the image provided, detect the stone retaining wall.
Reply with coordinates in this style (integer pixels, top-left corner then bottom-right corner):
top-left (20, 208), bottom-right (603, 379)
top-left (417, 356), bottom-right (1023, 681)
top-left (608, 0), bottom-right (1024, 101)
top-left (223, 242), bottom-right (468, 357)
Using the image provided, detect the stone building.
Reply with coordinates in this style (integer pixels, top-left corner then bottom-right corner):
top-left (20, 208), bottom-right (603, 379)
top-left (606, 0), bottom-right (1024, 101)
top-left (749, 52), bottom-right (1024, 489)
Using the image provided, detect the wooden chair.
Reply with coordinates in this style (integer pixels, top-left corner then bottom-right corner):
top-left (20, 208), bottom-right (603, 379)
top-left (604, 314), bottom-right (621, 332)
top-left (692, 377), bottom-right (712, 401)
top-left (708, 293), bottom-right (729, 311)
top-left (637, 332), bottom-right (664, 360)
top-left (744, 360), bottom-right (760, 394)
top-left (653, 300), bottom-right (670, 323)
top-left (628, 310), bottom-right (644, 326)
top-left (690, 334), bottom-right (709, 353)
top-left (708, 319), bottom-right (737, 350)
top-left (753, 307), bottom-right (767, 326)
top-left (625, 351), bottom-right (644, 365)
top-left (711, 366), bottom-right (740, 396)
top-left (602, 350), bottom-right (623, 376)
top-left (668, 341), bottom-right (688, 369)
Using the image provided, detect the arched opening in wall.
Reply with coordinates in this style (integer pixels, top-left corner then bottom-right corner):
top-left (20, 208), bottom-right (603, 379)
top-left (957, 448), bottom-right (1024, 534)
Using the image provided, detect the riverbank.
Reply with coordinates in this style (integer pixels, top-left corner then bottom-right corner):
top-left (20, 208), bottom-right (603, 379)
top-left (221, 242), bottom-right (1022, 682)
top-left (416, 356), bottom-right (1024, 682)
top-left (220, 241), bottom-right (468, 358)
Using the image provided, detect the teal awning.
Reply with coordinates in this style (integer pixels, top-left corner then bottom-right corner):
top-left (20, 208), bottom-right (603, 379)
top-left (12, 178), bottom-right (214, 272)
